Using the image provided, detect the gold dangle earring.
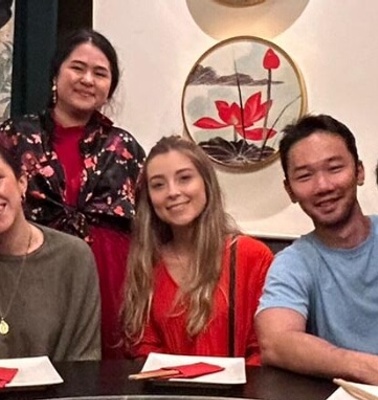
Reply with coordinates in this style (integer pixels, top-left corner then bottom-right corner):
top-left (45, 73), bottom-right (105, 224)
top-left (52, 79), bottom-right (57, 105)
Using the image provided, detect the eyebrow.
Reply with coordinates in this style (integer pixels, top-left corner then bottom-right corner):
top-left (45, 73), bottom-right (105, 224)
top-left (148, 167), bottom-right (194, 181)
top-left (70, 60), bottom-right (110, 73)
top-left (290, 155), bottom-right (345, 173)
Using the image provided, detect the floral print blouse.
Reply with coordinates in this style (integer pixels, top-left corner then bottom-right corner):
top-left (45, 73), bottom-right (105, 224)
top-left (0, 109), bottom-right (145, 241)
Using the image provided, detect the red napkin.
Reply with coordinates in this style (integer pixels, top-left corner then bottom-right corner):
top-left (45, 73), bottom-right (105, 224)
top-left (161, 362), bottom-right (224, 379)
top-left (129, 362), bottom-right (225, 381)
top-left (0, 367), bottom-right (18, 388)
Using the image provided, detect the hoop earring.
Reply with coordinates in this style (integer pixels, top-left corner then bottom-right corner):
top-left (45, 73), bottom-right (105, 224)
top-left (21, 193), bottom-right (26, 203)
top-left (52, 80), bottom-right (57, 105)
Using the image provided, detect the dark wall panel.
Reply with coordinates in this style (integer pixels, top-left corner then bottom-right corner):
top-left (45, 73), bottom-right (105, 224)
top-left (58, 0), bottom-right (92, 39)
top-left (11, 0), bottom-right (92, 117)
top-left (12, 0), bottom-right (58, 116)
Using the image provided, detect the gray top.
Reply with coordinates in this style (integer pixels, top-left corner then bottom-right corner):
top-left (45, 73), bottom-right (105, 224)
top-left (0, 224), bottom-right (101, 360)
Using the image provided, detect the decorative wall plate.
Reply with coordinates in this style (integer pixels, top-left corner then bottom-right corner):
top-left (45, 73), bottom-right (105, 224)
top-left (181, 36), bottom-right (307, 172)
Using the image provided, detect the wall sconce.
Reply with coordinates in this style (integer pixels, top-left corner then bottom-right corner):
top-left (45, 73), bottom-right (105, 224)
top-left (214, 0), bottom-right (265, 6)
top-left (187, 0), bottom-right (310, 40)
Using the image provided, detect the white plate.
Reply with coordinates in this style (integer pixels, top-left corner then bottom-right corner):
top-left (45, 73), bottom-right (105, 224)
top-left (0, 356), bottom-right (63, 388)
top-left (327, 382), bottom-right (378, 400)
top-left (141, 352), bottom-right (246, 385)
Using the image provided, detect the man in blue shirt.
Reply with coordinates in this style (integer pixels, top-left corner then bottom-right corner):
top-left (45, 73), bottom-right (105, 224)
top-left (256, 114), bottom-right (378, 384)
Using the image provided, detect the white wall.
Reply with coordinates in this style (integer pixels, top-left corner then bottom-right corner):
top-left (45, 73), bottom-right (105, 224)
top-left (94, 0), bottom-right (378, 239)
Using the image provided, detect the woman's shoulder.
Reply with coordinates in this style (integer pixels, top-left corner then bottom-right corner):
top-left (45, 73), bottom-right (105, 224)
top-left (107, 125), bottom-right (145, 150)
top-left (37, 224), bottom-right (92, 254)
top-left (236, 234), bottom-right (273, 255)
top-left (231, 234), bottom-right (274, 273)
top-left (225, 235), bottom-right (273, 283)
top-left (1, 112), bottom-right (44, 133)
top-left (88, 111), bottom-right (144, 151)
top-left (93, 112), bottom-right (137, 140)
top-left (34, 225), bottom-right (97, 285)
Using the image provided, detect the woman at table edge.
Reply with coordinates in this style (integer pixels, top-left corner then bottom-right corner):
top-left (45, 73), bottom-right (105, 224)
top-left (0, 135), bottom-right (100, 361)
top-left (122, 135), bottom-right (273, 365)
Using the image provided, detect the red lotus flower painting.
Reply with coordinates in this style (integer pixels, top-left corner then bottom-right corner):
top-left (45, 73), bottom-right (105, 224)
top-left (194, 92), bottom-right (276, 141)
top-left (263, 48), bottom-right (280, 70)
top-left (182, 37), bottom-right (306, 171)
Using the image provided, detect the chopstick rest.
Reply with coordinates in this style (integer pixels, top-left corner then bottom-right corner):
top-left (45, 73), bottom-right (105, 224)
top-left (333, 378), bottom-right (378, 400)
top-left (129, 362), bottom-right (224, 381)
top-left (0, 367), bottom-right (18, 388)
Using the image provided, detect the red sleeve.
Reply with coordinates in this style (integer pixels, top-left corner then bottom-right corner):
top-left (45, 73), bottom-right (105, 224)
top-left (235, 236), bottom-right (273, 366)
top-left (129, 264), bottom-right (172, 358)
top-left (130, 318), bottom-right (164, 358)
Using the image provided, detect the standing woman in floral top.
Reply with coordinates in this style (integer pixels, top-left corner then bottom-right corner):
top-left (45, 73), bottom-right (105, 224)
top-left (0, 29), bottom-right (145, 359)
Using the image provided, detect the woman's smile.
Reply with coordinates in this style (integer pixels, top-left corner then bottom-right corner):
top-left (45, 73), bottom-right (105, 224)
top-left (147, 150), bottom-right (207, 229)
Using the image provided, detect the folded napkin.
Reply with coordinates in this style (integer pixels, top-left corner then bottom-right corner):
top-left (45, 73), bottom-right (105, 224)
top-left (0, 367), bottom-right (18, 388)
top-left (129, 362), bottom-right (224, 380)
top-left (162, 362), bottom-right (225, 378)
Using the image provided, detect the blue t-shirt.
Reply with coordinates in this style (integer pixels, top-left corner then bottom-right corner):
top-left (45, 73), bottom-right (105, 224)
top-left (258, 215), bottom-right (378, 354)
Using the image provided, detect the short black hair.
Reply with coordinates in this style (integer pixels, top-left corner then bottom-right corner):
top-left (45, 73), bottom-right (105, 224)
top-left (279, 114), bottom-right (359, 179)
top-left (49, 28), bottom-right (120, 105)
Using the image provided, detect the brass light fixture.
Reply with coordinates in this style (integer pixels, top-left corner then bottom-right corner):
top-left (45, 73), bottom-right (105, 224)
top-left (214, 0), bottom-right (266, 7)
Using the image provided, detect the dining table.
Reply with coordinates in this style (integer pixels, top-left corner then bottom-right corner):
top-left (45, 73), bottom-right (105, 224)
top-left (1, 359), bottom-right (338, 400)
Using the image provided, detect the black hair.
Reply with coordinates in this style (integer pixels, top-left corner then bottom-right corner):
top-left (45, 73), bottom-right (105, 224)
top-left (0, 135), bottom-right (22, 178)
top-left (49, 28), bottom-right (120, 104)
top-left (279, 114), bottom-right (359, 179)
top-left (0, 0), bottom-right (13, 29)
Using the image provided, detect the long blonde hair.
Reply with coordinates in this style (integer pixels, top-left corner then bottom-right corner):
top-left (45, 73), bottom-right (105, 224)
top-left (122, 136), bottom-right (237, 345)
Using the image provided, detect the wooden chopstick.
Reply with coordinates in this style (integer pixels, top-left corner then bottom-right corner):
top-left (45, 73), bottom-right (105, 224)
top-left (128, 368), bottom-right (179, 381)
top-left (333, 378), bottom-right (378, 400)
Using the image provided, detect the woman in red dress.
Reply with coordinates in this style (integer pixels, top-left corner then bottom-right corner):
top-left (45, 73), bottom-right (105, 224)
top-left (0, 29), bottom-right (145, 358)
top-left (122, 136), bottom-right (272, 365)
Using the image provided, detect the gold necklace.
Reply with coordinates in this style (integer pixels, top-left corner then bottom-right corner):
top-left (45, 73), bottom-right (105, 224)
top-left (0, 227), bottom-right (32, 336)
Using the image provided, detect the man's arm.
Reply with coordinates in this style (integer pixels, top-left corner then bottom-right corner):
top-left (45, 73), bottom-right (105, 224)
top-left (255, 308), bottom-right (378, 384)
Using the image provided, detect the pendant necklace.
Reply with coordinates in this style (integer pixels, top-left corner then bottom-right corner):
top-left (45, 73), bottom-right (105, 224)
top-left (0, 227), bottom-right (32, 336)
